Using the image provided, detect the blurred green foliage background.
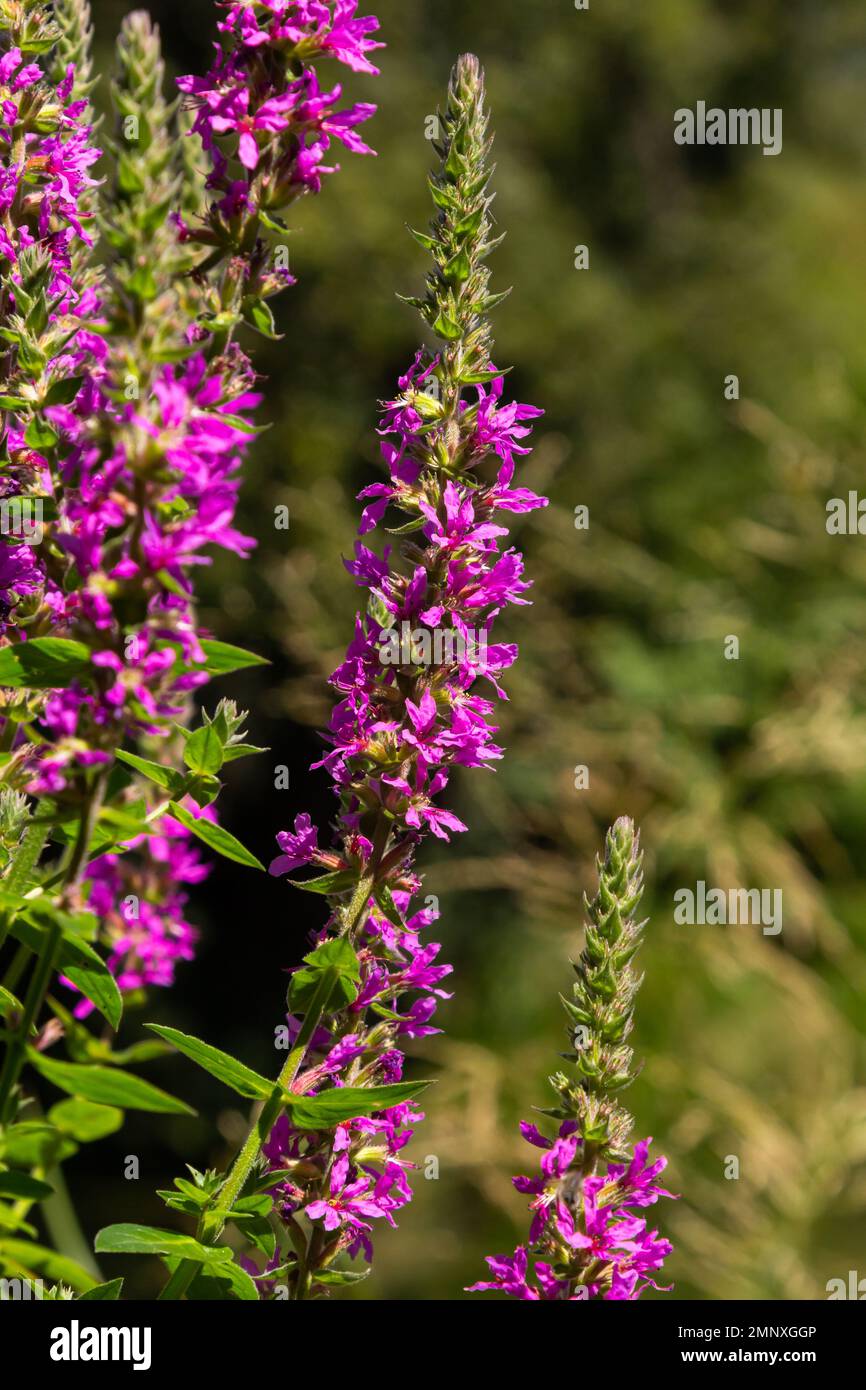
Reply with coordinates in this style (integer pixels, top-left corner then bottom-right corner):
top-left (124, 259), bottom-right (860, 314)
top-left (78, 0), bottom-right (866, 1299)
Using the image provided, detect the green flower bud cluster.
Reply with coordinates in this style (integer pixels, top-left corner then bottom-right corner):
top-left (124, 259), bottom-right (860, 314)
top-left (406, 53), bottom-right (510, 415)
top-left (549, 816), bottom-right (648, 1163)
top-left (101, 11), bottom-right (201, 362)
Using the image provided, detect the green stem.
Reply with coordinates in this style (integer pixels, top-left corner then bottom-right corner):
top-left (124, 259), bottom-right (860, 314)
top-left (0, 774), bottom-right (106, 1124)
top-left (0, 915), bottom-right (61, 1124)
top-left (38, 1158), bottom-right (103, 1282)
top-left (0, 823), bottom-right (50, 955)
top-left (157, 1259), bottom-right (197, 1301)
top-left (156, 950), bottom-right (358, 1301)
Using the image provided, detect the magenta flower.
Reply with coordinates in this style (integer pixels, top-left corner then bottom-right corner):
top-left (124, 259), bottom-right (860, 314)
top-left (269, 813), bottom-right (320, 875)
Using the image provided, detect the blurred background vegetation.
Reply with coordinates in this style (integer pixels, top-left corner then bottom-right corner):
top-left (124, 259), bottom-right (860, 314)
top-left (74, 0), bottom-right (866, 1298)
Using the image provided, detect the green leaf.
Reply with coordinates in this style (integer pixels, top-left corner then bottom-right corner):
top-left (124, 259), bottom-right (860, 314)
top-left (0, 1122), bottom-right (77, 1167)
top-left (0, 985), bottom-right (22, 1020)
top-left (155, 566), bottom-right (192, 598)
top-left (428, 177), bottom-right (454, 210)
top-left (183, 723), bottom-right (224, 776)
top-left (459, 365), bottom-right (510, 385)
top-left (0, 1205), bottom-right (36, 1236)
top-left (408, 226), bottom-right (436, 251)
top-left (0, 1172), bottom-right (54, 1201)
top-left (128, 263), bottom-right (158, 302)
top-left (78, 1278), bottom-right (124, 1300)
top-left (10, 914), bottom-right (122, 1031)
top-left (48, 1098), bottom-right (124, 1142)
top-left (184, 1259), bottom-right (260, 1301)
top-left (101, 1039), bottom-right (174, 1068)
top-left (28, 1052), bottom-right (195, 1115)
top-left (454, 206), bottom-right (485, 238)
top-left (285, 1080), bottom-right (430, 1129)
top-left (49, 803), bottom-right (155, 860)
top-left (444, 140), bottom-right (465, 180)
top-left (24, 416), bottom-right (59, 451)
top-left (94, 1223), bottom-right (233, 1267)
top-left (167, 801), bottom-right (264, 871)
top-left (313, 1266), bottom-right (371, 1287)
top-left (144, 1025), bottom-right (271, 1100)
top-left (115, 748), bottom-right (180, 792)
top-left (198, 639), bottom-right (269, 675)
top-left (245, 298), bottom-right (281, 340)
top-left (0, 1241), bottom-right (96, 1293)
top-left (444, 248), bottom-right (471, 284)
top-left (221, 743), bottom-right (268, 763)
top-left (384, 514), bottom-right (427, 536)
top-left (0, 638), bottom-right (90, 689)
top-left (258, 209), bottom-right (291, 234)
top-left (373, 882), bottom-right (405, 927)
top-left (431, 311), bottom-right (462, 341)
top-left (288, 937), bottom-right (361, 1013)
top-left (43, 375), bottom-right (83, 406)
top-left (288, 869), bottom-right (357, 896)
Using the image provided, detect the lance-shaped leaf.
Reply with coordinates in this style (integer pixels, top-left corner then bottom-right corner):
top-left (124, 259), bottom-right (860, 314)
top-left (167, 801), bottom-right (264, 871)
top-left (94, 1223), bottom-right (232, 1266)
top-left (115, 748), bottom-right (183, 793)
top-left (198, 639), bottom-right (269, 675)
top-left (288, 869), bottom-right (357, 896)
top-left (28, 1051), bottom-right (194, 1115)
top-left (0, 1121), bottom-right (78, 1167)
top-left (284, 1079), bottom-right (430, 1130)
top-left (0, 638), bottom-right (90, 689)
top-left (0, 1172), bottom-right (54, 1201)
top-left (79, 1278), bottom-right (124, 1301)
top-left (0, 1241), bottom-right (97, 1293)
top-left (144, 1025), bottom-right (272, 1100)
top-left (0, 985), bottom-right (22, 1021)
top-left (10, 912), bottom-right (122, 1031)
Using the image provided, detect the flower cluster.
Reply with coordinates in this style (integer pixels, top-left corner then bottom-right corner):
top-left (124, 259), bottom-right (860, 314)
top-left (258, 887), bottom-right (449, 1267)
top-left (1, 2), bottom-right (379, 1032)
top-left (257, 54), bottom-right (547, 1294)
top-left (471, 1130), bottom-right (674, 1301)
top-left (470, 818), bottom-right (676, 1300)
top-left (177, 0), bottom-right (381, 336)
top-left (61, 805), bottom-right (214, 1017)
top-left (0, 0), bottom-right (101, 631)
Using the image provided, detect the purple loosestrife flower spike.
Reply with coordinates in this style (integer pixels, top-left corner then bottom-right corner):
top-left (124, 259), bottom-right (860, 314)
top-left (469, 819), bottom-right (677, 1301)
top-left (167, 52), bottom-right (547, 1302)
top-left (0, 5), bottom-right (389, 1284)
top-left (177, 0), bottom-right (381, 341)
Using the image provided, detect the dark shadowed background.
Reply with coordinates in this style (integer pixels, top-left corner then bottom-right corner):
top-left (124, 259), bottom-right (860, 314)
top-left (71, 0), bottom-right (866, 1299)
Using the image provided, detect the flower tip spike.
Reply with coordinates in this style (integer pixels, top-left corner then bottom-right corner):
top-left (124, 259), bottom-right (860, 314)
top-left (472, 820), bottom-right (676, 1301)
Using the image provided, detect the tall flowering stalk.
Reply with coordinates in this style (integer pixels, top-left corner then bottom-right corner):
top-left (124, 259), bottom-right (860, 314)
top-left (102, 52), bottom-right (548, 1303)
top-left (177, 0), bottom-right (381, 342)
top-left (470, 818), bottom-right (676, 1300)
top-left (0, 0), bottom-right (380, 1298)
